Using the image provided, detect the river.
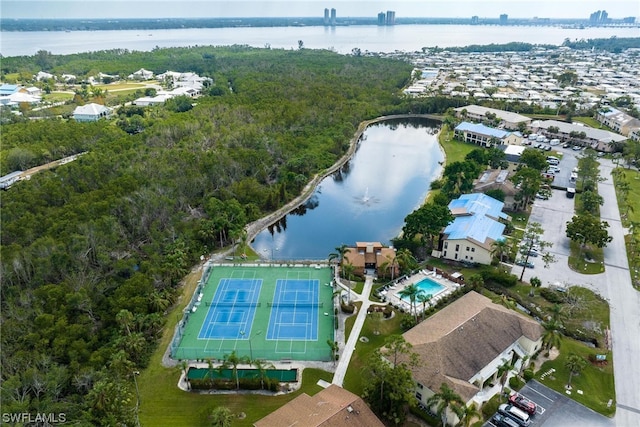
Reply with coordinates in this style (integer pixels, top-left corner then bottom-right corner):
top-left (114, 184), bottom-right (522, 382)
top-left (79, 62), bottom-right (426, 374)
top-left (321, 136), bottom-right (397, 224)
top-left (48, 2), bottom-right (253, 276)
top-left (2, 24), bottom-right (638, 56)
top-left (250, 118), bottom-right (444, 260)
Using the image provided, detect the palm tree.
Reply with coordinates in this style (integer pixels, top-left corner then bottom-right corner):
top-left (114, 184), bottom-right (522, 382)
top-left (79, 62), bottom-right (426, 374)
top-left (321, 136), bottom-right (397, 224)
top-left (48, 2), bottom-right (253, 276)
top-left (542, 319), bottom-right (563, 355)
top-left (209, 406), bottom-right (233, 427)
top-left (251, 359), bottom-right (275, 390)
top-left (417, 292), bottom-right (432, 318)
top-left (529, 276), bottom-right (542, 297)
top-left (399, 284), bottom-right (421, 322)
top-left (491, 239), bottom-right (509, 263)
top-left (330, 244), bottom-right (351, 269)
top-left (395, 248), bottom-right (416, 275)
top-left (426, 383), bottom-right (464, 427)
top-left (221, 351), bottom-right (249, 390)
top-left (565, 354), bottom-right (587, 389)
top-left (466, 274), bottom-right (484, 290)
top-left (458, 402), bottom-right (481, 427)
top-left (497, 358), bottom-right (515, 395)
top-left (548, 304), bottom-right (566, 324)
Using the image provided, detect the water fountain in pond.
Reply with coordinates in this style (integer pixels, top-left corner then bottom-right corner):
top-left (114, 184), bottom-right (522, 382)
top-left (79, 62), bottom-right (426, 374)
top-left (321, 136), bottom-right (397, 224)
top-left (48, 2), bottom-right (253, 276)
top-left (354, 186), bottom-right (379, 206)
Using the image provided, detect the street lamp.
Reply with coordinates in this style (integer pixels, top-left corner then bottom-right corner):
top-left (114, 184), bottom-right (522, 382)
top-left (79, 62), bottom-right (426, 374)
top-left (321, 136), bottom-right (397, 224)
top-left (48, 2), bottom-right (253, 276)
top-left (240, 330), bottom-right (262, 361)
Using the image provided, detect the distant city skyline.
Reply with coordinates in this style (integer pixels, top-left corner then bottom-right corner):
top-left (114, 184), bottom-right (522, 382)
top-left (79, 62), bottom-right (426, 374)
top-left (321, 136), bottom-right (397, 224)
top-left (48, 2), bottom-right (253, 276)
top-left (2, 0), bottom-right (638, 20)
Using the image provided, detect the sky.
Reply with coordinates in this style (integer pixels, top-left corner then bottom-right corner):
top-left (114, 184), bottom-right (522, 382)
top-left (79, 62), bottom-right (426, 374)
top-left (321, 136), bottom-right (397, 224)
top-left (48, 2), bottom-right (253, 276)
top-left (1, 0), bottom-right (638, 20)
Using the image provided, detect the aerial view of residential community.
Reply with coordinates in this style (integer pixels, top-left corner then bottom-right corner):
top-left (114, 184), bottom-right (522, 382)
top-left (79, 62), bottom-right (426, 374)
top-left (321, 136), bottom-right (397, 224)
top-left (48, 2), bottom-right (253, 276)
top-left (2, 1), bottom-right (640, 426)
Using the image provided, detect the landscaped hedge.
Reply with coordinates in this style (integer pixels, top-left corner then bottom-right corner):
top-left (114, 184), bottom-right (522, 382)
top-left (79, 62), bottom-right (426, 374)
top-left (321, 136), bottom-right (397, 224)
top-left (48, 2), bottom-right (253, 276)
top-left (189, 377), bottom-right (278, 391)
top-left (340, 301), bottom-right (355, 314)
top-left (539, 288), bottom-right (564, 304)
top-left (509, 376), bottom-right (525, 391)
top-left (481, 270), bottom-right (518, 287)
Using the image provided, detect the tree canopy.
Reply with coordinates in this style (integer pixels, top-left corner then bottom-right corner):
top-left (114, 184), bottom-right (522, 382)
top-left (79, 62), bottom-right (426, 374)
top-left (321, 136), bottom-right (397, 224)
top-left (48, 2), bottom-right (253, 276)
top-left (566, 213), bottom-right (613, 248)
top-left (0, 45), bottom-right (413, 423)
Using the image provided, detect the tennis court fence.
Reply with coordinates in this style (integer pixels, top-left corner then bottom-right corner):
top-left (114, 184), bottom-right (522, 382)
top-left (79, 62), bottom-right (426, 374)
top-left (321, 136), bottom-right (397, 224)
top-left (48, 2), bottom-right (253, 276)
top-left (205, 302), bottom-right (262, 307)
top-left (267, 302), bottom-right (324, 308)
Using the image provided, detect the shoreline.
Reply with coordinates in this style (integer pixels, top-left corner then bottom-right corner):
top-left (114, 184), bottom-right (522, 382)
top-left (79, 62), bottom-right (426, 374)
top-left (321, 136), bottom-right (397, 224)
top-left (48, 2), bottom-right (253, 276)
top-left (243, 114), bottom-right (444, 257)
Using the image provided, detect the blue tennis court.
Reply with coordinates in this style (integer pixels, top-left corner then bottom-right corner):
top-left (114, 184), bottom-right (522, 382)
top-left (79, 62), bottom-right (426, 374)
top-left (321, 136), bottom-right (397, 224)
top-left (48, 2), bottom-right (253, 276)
top-left (198, 277), bottom-right (262, 339)
top-left (267, 279), bottom-right (320, 340)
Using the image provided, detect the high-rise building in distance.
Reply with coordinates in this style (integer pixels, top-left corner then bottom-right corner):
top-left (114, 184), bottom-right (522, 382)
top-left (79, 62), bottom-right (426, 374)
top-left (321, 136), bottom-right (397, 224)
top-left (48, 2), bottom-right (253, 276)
top-left (589, 10), bottom-right (609, 24)
top-left (499, 14), bottom-right (508, 24)
top-left (323, 8), bottom-right (330, 26)
top-left (386, 10), bottom-right (396, 26)
top-left (330, 8), bottom-right (336, 26)
top-left (377, 12), bottom-right (386, 25)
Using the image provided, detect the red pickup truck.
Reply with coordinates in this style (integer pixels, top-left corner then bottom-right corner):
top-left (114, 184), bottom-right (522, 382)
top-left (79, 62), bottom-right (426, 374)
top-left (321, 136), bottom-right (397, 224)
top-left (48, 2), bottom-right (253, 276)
top-left (508, 393), bottom-right (537, 415)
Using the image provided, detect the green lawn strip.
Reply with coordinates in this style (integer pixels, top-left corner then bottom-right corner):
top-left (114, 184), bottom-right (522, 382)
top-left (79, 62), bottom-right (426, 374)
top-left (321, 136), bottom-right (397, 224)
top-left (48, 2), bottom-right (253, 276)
top-left (573, 116), bottom-right (612, 131)
top-left (343, 302), bottom-right (362, 340)
top-left (44, 91), bottom-right (74, 102)
top-left (568, 240), bottom-right (605, 274)
top-left (535, 337), bottom-right (615, 417)
top-left (612, 168), bottom-right (640, 287)
top-left (140, 365), bottom-right (331, 427)
top-left (439, 126), bottom-right (477, 163)
top-left (342, 310), bottom-right (403, 395)
top-left (353, 280), bottom-right (365, 295)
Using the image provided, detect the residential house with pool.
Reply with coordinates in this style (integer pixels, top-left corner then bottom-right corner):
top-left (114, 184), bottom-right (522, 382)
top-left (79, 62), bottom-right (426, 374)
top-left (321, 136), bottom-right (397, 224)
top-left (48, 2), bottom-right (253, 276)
top-left (434, 193), bottom-right (510, 265)
top-left (388, 291), bottom-right (543, 425)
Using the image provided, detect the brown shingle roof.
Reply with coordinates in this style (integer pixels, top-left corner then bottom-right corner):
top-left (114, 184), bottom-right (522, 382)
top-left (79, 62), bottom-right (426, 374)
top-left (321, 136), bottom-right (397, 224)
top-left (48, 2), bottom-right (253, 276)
top-left (253, 384), bottom-right (384, 427)
top-left (394, 291), bottom-right (543, 402)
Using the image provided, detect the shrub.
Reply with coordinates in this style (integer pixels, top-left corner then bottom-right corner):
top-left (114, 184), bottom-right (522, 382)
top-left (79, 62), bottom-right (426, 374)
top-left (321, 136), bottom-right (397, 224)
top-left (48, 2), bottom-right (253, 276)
top-left (509, 376), bottom-right (524, 391)
top-left (539, 288), bottom-right (563, 304)
top-left (481, 395), bottom-right (502, 419)
top-left (523, 369), bottom-right (534, 382)
top-left (341, 301), bottom-right (355, 314)
top-left (400, 314), bottom-right (416, 331)
top-left (480, 270), bottom-right (518, 288)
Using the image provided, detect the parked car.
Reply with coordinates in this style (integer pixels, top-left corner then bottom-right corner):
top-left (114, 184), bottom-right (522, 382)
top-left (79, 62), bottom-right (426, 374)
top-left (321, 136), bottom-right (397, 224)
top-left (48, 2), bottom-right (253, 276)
top-left (535, 192), bottom-right (549, 200)
top-left (527, 249), bottom-right (540, 257)
top-left (509, 394), bottom-right (538, 416)
top-left (572, 145), bottom-right (582, 151)
top-left (492, 413), bottom-right (521, 427)
top-left (545, 146), bottom-right (552, 151)
top-left (515, 259), bottom-right (535, 268)
top-left (498, 403), bottom-right (532, 426)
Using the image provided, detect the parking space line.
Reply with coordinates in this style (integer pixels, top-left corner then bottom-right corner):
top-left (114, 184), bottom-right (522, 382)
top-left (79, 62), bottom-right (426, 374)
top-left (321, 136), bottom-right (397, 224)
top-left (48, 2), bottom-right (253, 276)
top-left (526, 386), bottom-right (554, 402)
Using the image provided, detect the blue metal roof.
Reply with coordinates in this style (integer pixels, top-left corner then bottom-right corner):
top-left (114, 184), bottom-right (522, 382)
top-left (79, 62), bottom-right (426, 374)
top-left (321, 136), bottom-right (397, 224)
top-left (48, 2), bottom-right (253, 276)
top-left (444, 193), bottom-right (507, 243)
top-left (0, 84), bottom-right (19, 96)
top-left (455, 121), bottom-right (511, 139)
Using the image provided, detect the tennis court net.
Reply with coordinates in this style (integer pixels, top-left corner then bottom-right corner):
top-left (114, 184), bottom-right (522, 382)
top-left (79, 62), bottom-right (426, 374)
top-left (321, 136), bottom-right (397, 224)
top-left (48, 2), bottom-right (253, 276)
top-left (267, 302), bottom-right (324, 308)
top-left (205, 302), bottom-right (261, 307)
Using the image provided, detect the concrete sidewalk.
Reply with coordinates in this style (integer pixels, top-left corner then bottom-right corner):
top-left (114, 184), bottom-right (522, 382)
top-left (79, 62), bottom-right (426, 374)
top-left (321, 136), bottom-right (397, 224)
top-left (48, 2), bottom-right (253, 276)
top-left (331, 275), bottom-right (375, 386)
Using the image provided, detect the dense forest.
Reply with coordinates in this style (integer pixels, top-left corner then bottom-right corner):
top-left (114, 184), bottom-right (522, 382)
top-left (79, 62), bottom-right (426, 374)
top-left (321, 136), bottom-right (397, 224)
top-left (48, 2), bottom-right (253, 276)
top-left (0, 46), bottom-right (416, 424)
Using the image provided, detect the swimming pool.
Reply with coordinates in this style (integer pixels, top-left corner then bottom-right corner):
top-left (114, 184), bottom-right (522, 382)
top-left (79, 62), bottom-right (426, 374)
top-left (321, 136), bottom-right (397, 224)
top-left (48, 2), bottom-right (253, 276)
top-left (400, 277), bottom-right (445, 302)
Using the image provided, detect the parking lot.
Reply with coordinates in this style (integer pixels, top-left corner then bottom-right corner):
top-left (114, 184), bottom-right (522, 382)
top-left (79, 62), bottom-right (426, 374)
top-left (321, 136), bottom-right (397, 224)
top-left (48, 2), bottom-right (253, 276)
top-left (484, 381), bottom-right (614, 427)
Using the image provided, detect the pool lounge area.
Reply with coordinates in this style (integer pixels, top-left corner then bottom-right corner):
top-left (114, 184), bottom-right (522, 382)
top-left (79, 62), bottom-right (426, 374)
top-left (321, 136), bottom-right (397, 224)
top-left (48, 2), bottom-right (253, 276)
top-left (379, 269), bottom-right (463, 315)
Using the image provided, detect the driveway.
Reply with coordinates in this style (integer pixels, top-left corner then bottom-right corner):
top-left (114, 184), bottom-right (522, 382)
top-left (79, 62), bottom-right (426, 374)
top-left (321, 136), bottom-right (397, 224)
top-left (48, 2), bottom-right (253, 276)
top-left (514, 159), bottom-right (640, 426)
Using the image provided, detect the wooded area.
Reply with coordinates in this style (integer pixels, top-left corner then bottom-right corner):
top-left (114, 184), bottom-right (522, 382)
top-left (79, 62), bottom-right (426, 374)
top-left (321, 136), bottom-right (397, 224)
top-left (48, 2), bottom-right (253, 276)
top-left (0, 46), bottom-right (416, 424)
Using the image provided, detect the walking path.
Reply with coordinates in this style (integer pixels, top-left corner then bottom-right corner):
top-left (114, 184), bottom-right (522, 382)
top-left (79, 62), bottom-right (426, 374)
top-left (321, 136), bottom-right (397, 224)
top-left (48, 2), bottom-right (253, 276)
top-left (331, 275), bottom-right (375, 386)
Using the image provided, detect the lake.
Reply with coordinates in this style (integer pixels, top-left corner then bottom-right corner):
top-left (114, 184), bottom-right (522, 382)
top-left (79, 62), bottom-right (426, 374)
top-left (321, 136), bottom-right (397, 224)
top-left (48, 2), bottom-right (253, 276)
top-left (250, 118), bottom-right (444, 260)
top-left (2, 24), bottom-right (638, 56)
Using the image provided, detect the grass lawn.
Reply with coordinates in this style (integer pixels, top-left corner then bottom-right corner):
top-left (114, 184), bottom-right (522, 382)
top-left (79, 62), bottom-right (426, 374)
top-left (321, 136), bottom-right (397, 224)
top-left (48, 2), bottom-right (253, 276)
top-left (95, 81), bottom-right (156, 91)
top-left (568, 240), bottom-right (605, 274)
top-left (535, 337), bottom-right (615, 417)
top-left (44, 91), bottom-right (74, 102)
top-left (138, 266), bottom-right (333, 426)
top-left (342, 309), bottom-right (403, 395)
top-left (439, 126), bottom-right (477, 163)
top-left (612, 168), bottom-right (640, 287)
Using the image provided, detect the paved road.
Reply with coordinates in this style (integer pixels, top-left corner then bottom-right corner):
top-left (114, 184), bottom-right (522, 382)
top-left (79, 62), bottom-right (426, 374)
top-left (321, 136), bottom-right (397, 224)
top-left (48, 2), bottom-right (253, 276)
top-left (517, 159), bottom-right (640, 427)
top-left (331, 275), bottom-right (375, 386)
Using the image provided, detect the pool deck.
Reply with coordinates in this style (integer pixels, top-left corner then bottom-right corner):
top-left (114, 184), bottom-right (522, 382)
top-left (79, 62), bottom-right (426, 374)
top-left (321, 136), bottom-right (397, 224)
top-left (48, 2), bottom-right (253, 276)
top-left (380, 269), bottom-right (462, 315)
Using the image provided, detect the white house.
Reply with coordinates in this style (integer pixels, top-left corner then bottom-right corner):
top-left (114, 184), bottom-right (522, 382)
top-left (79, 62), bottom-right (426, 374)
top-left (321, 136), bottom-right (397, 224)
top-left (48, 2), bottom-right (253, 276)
top-left (128, 68), bottom-right (154, 80)
top-left (72, 103), bottom-right (111, 122)
top-left (436, 193), bottom-right (510, 265)
top-left (35, 71), bottom-right (55, 81)
top-left (454, 105), bottom-right (531, 130)
top-left (389, 291), bottom-right (543, 425)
